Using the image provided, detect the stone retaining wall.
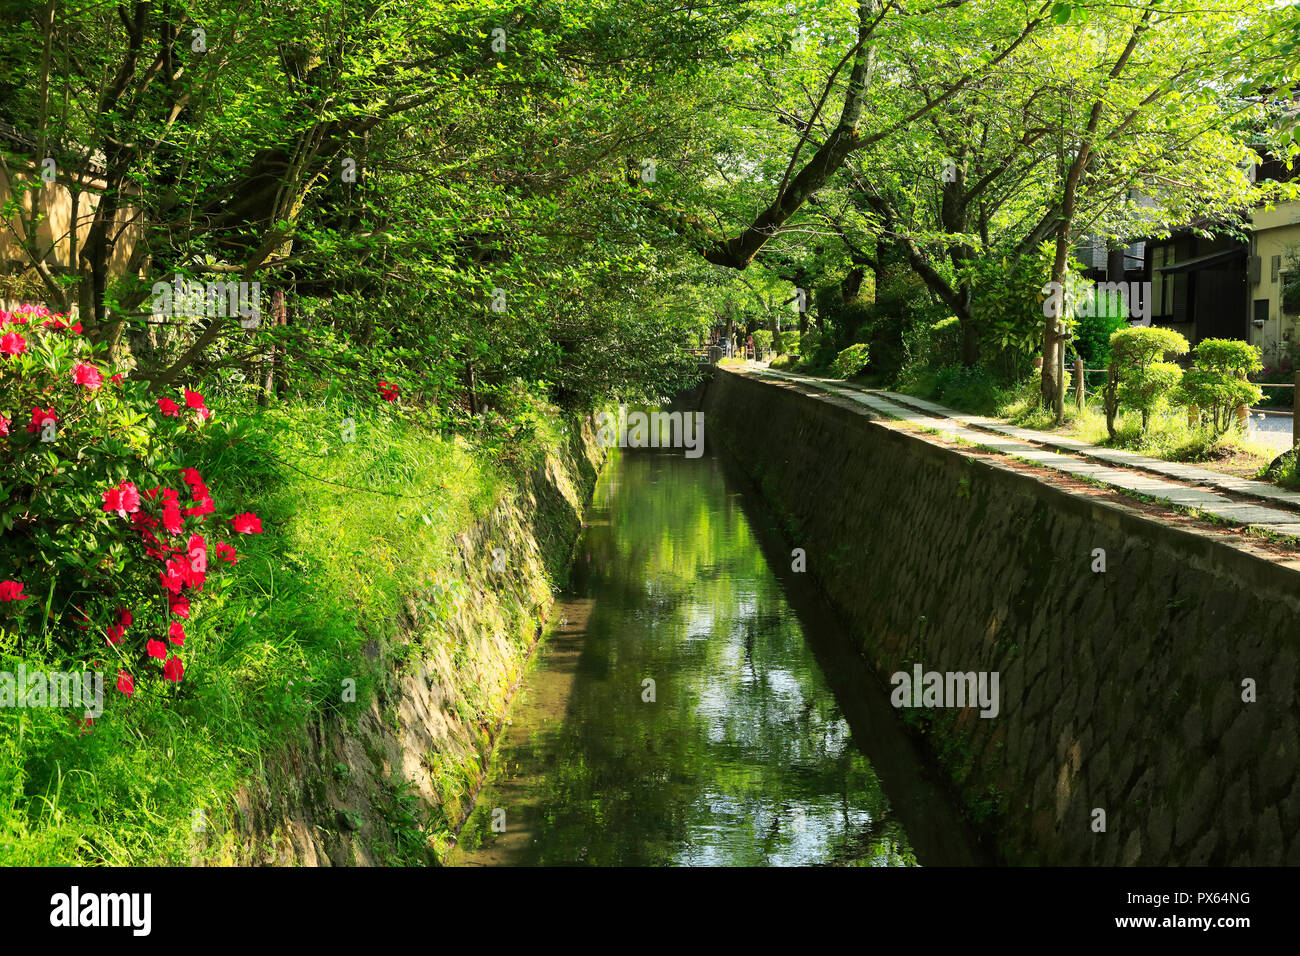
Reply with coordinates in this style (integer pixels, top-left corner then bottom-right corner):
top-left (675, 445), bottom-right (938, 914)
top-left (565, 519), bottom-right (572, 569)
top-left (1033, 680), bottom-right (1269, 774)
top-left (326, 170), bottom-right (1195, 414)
top-left (704, 368), bottom-right (1300, 865)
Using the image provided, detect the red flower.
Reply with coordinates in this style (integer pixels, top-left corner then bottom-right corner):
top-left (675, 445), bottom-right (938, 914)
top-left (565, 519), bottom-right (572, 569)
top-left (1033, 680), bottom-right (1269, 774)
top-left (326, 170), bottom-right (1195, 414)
top-left (185, 496), bottom-right (215, 518)
top-left (160, 558), bottom-right (186, 594)
top-left (183, 387), bottom-right (212, 419)
top-left (106, 608), bottom-right (130, 645)
top-left (231, 512), bottom-right (263, 534)
top-left (26, 406), bottom-right (56, 434)
top-left (116, 670), bottom-right (134, 697)
top-left (187, 533), bottom-right (207, 573)
top-left (130, 511), bottom-right (158, 531)
top-left (161, 487), bottom-right (179, 503)
top-left (157, 397), bottom-right (181, 417)
top-left (70, 322), bottom-right (83, 334)
top-left (72, 364), bottom-right (103, 390)
top-left (162, 502), bottom-right (183, 535)
top-left (110, 372), bottom-right (123, 383)
top-left (183, 564), bottom-right (206, 591)
top-left (169, 594), bottom-right (190, 619)
top-left (146, 639), bottom-right (167, 659)
top-left (0, 331), bottom-right (26, 356)
top-left (378, 380), bottom-right (400, 402)
top-left (0, 414), bottom-right (8, 437)
top-left (214, 541), bottom-right (238, 564)
top-left (143, 529), bottom-right (177, 559)
top-left (162, 656), bottom-right (184, 682)
top-left (182, 467), bottom-right (204, 488)
top-left (168, 620), bottom-right (185, 645)
top-left (142, 531), bottom-right (168, 560)
top-left (102, 480), bottom-right (142, 517)
top-left (0, 581), bottom-right (28, 601)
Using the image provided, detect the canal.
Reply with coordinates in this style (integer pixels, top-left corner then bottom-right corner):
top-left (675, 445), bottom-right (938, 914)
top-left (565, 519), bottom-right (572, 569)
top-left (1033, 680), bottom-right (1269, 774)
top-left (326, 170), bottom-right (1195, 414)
top-left (451, 439), bottom-right (982, 866)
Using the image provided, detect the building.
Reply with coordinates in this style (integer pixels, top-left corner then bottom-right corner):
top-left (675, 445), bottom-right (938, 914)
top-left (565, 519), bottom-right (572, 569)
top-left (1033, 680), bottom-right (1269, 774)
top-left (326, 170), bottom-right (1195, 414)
top-left (1246, 151), bottom-right (1300, 365)
top-left (0, 120), bottom-right (143, 315)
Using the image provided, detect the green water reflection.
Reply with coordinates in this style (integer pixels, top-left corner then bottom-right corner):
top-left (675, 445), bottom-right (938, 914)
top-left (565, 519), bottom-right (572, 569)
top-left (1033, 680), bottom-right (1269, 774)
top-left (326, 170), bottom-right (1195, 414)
top-left (453, 447), bottom-right (959, 866)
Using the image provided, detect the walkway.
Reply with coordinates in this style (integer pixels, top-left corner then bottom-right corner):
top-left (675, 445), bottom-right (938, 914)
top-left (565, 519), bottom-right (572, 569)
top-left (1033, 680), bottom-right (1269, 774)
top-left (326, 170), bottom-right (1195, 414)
top-left (745, 366), bottom-right (1300, 541)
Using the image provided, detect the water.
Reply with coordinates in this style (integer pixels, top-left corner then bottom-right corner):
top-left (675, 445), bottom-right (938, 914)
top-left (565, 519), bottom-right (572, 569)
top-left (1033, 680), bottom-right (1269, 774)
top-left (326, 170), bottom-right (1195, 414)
top-left (451, 444), bottom-right (981, 866)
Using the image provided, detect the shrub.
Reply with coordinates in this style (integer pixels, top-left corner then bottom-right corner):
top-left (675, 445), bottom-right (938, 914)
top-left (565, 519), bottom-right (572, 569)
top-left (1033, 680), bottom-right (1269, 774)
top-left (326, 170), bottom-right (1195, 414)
top-left (1073, 306), bottom-right (1128, 369)
top-left (772, 329), bottom-right (795, 357)
top-left (1103, 326), bottom-right (1189, 437)
top-left (828, 343), bottom-right (871, 379)
top-left (898, 316), bottom-right (961, 384)
top-left (1176, 338), bottom-right (1264, 436)
top-left (0, 304), bottom-right (261, 698)
top-left (798, 329), bottom-right (826, 368)
top-left (934, 364), bottom-right (1004, 415)
top-left (751, 329), bottom-right (773, 356)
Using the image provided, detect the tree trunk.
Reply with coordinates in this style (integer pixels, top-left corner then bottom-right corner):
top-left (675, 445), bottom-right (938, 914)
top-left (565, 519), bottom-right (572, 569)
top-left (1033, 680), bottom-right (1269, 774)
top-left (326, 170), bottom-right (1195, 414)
top-left (274, 295), bottom-right (291, 398)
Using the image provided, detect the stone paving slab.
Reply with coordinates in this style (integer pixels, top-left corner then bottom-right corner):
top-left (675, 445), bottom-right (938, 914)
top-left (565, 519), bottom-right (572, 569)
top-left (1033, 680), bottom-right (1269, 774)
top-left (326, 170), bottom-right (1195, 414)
top-left (747, 367), bottom-right (1300, 538)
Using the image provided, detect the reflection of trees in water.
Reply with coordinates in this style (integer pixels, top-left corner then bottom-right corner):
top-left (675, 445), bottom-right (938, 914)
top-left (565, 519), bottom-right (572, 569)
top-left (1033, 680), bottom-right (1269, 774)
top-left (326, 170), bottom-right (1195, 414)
top-left (463, 450), bottom-right (916, 866)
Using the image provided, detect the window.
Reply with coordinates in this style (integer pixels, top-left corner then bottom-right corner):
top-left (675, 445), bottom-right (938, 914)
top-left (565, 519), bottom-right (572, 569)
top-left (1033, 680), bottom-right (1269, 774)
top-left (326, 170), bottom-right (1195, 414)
top-left (1151, 244), bottom-right (1175, 318)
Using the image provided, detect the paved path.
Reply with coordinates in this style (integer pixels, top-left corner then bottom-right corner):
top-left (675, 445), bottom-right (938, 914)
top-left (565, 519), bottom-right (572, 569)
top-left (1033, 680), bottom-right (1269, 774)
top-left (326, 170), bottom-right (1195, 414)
top-left (745, 366), bottom-right (1300, 540)
top-left (1249, 409), bottom-right (1294, 453)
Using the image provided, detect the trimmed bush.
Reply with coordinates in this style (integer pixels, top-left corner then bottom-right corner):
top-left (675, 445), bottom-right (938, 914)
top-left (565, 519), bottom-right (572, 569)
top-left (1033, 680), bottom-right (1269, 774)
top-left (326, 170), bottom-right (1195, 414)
top-left (829, 343), bottom-right (871, 379)
top-left (1177, 338), bottom-right (1264, 436)
top-left (1103, 326), bottom-right (1189, 436)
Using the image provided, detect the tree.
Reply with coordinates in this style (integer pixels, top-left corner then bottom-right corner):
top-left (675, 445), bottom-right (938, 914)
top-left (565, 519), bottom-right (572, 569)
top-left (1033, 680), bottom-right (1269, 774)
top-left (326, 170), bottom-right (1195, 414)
top-left (1177, 339), bottom-right (1264, 436)
top-left (1103, 326), bottom-right (1188, 437)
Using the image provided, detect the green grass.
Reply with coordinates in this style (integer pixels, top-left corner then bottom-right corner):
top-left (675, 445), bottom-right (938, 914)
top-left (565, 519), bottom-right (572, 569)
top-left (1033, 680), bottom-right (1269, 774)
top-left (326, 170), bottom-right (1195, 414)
top-left (0, 398), bottom-right (553, 865)
top-left (999, 398), bottom-right (1277, 466)
top-left (899, 363), bottom-right (1279, 472)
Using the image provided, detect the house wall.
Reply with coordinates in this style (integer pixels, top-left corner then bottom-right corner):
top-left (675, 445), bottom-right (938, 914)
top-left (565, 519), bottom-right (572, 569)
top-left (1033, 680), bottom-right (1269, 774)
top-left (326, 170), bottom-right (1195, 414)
top-left (0, 153), bottom-right (144, 314)
top-left (1249, 199), bottom-right (1300, 363)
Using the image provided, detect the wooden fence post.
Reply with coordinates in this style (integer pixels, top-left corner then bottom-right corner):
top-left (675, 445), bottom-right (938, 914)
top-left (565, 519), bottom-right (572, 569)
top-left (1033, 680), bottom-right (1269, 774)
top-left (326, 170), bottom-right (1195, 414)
top-left (1074, 357), bottom-right (1084, 410)
top-left (1294, 372), bottom-right (1299, 448)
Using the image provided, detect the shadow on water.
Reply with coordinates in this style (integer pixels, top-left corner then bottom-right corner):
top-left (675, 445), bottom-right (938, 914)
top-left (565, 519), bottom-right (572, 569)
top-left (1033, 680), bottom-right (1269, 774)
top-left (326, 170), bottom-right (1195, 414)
top-left (451, 416), bottom-right (985, 866)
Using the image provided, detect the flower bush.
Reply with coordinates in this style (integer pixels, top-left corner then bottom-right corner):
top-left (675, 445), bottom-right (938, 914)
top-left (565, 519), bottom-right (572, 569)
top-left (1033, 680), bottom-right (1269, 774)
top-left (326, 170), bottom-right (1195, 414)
top-left (0, 304), bottom-right (261, 696)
